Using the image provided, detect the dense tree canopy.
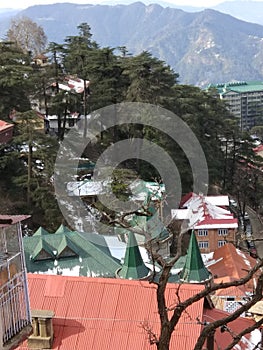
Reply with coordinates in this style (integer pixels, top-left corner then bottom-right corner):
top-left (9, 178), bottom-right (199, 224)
top-left (1, 22), bottom-right (263, 350)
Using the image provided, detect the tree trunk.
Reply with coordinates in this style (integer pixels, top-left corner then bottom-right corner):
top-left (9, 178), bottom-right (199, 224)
top-left (27, 142), bottom-right (33, 206)
top-left (83, 79), bottom-right (87, 138)
top-left (157, 324), bottom-right (172, 350)
top-left (156, 266), bottom-right (173, 350)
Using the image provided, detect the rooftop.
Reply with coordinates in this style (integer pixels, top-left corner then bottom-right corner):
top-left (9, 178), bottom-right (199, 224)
top-left (16, 274), bottom-right (206, 350)
top-left (180, 231), bottom-right (212, 283)
top-left (23, 226), bottom-right (121, 277)
top-left (0, 120), bottom-right (13, 132)
top-left (208, 81), bottom-right (263, 95)
top-left (172, 193), bottom-right (238, 230)
top-left (207, 243), bottom-right (257, 295)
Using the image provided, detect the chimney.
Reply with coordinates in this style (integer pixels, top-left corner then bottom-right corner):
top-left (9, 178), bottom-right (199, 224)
top-left (27, 310), bottom-right (54, 349)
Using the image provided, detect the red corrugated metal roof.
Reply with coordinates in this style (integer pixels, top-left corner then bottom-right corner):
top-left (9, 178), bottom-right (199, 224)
top-left (16, 274), bottom-right (206, 350)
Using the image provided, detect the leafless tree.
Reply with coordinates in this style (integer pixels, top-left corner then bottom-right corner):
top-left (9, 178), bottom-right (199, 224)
top-left (7, 16), bottom-right (47, 57)
top-left (100, 194), bottom-right (263, 350)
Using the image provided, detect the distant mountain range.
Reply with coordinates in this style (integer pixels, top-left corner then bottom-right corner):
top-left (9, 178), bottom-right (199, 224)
top-left (1, 1), bottom-right (263, 86)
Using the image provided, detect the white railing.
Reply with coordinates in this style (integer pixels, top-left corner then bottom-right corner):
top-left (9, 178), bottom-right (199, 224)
top-left (0, 271), bottom-right (30, 345)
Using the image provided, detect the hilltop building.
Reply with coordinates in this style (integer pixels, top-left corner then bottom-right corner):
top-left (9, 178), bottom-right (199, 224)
top-left (207, 81), bottom-right (263, 130)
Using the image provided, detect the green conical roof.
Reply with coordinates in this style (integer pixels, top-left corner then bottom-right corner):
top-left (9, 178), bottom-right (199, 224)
top-left (117, 232), bottom-right (151, 280)
top-left (180, 231), bottom-right (211, 284)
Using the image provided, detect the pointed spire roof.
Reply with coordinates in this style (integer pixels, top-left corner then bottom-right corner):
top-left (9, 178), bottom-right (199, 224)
top-left (34, 226), bottom-right (50, 236)
top-left (55, 224), bottom-right (72, 234)
top-left (180, 231), bottom-right (211, 284)
top-left (31, 239), bottom-right (56, 261)
top-left (116, 232), bottom-right (151, 280)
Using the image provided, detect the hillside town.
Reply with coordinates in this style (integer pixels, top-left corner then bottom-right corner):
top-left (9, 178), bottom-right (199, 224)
top-left (2, 7), bottom-right (263, 350)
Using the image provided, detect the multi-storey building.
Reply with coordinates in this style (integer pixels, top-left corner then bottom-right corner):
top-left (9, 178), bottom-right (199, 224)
top-left (207, 81), bottom-right (263, 130)
top-left (171, 193), bottom-right (238, 253)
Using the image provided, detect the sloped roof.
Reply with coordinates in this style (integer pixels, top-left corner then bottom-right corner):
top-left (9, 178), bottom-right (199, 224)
top-left (0, 120), bottom-right (13, 132)
top-left (23, 230), bottom-right (121, 277)
top-left (207, 243), bottom-right (257, 295)
top-left (33, 226), bottom-right (50, 236)
top-left (117, 209), bottom-right (169, 246)
top-left (116, 232), bottom-right (151, 280)
top-left (204, 307), bottom-right (259, 350)
top-left (17, 274), bottom-right (206, 350)
top-left (180, 192), bottom-right (229, 208)
top-left (196, 218), bottom-right (238, 229)
top-left (130, 180), bottom-right (165, 202)
top-left (55, 224), bottom-right (72, 234)
top-left (180, 232), bottom-right (211, 283)
top-left (0, 214), bottom-right (30, 228)
top-left (173, 193), bottom-right (237, 230)
top-left (31, 239), bottom-right (56, 261)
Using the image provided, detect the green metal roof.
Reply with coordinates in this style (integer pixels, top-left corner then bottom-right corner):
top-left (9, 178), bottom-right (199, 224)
top-left (180, 232), bottom-right (211, 284)
top-left (24, 229), bottom-right (121, 277)
top-left (207, 81), bottom-right (263, 95)
top-left (31, 239), bottom-right (56, 261)
top-left (130, 180), bottom-right (165, 204)
top-left (117, 231), bottom-right (151, 280)
top-left (55, 224), bottom-right (73, 234)
top-left (57, 235), bottom-right (81, 257)
top-left (33, 226), bottom-right (50, 236)
top-left (117, 208), bottom-right (169, 245)
top-left (153, 255), bottom-right (187, 283)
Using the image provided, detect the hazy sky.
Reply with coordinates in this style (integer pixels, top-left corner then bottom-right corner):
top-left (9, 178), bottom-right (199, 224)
top-left (2, 0), bottom-right (261, 10)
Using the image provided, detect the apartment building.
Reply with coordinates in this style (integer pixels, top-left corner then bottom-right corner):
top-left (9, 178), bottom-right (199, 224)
top-left (207, 81), bottom-right (263, 130)
top-left (171, 193), bottom-right (238, 253)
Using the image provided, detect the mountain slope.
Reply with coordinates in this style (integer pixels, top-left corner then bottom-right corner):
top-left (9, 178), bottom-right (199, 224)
top-left (214, 1), bottom-right (263, 25)
top-left (2, 2), bottom-right (263, 86)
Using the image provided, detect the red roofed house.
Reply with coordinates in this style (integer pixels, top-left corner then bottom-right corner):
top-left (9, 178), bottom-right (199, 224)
top-left (206, 243), bottom-right (258, 313)
top-left (172, 193), bottom-right (238, 253)
top-left (0, 120), bottom-right (14, 144)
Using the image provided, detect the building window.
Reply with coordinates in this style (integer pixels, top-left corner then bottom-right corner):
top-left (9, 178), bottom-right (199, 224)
top-left (218, 240), bottom-right (226, 247)
top-left (198, 241), bottom-right (209, 249)
top-left (218, 228), bottom-right (228, 236)
top-left (198, 229), bottom-right (208, 236)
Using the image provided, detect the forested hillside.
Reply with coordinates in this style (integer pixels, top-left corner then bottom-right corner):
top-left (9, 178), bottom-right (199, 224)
top-left (0, 21), bottom-right (262, 231)
top-left (1, 3), bottom-right (263, 85)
